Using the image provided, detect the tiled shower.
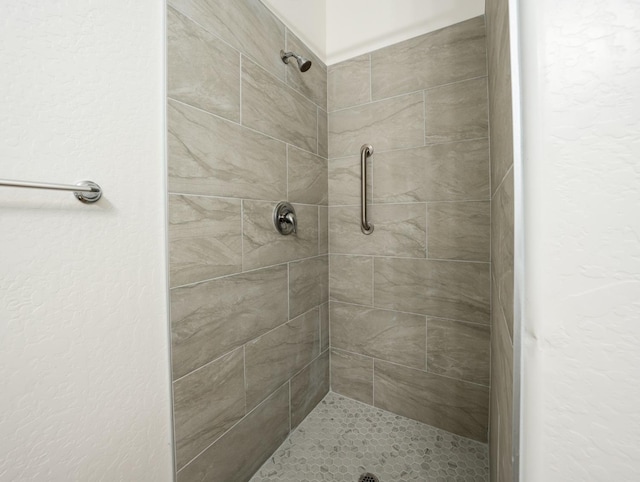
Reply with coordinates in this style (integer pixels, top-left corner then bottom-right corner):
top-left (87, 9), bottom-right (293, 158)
top-left (166, 0), bottom-right (514, 481)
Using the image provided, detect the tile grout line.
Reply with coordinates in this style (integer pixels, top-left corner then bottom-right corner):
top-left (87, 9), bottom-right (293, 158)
top-left (239, 53), bottom-right (243, 125)
top-left (168, 97), bottom-right (322, 159)
top-left (170, 253), bottom-right (329, 290)
top-left (327, 74), bottom-right (489, 115)
top-left (177, 376), bottom-right (291, 475)
top-left (332, 346), bottom-right (490, 389)
top-left (327, 135), bottom-right (490, 161)
top-left (330, 300), bottom-right (490, 327)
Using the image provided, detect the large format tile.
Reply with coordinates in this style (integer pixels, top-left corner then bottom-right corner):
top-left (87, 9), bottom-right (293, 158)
top-left (425, 77), bottom-right (489, 145)
top-left (373, 139), bottom-right (490, 203)
top-left (329, 204), bottom-right (426, 257)
top-left (374, 360), bottom-right (489, 442)
top-left (427, 318), bottom-right (490, 385)
top-left (329, 92), bottom-right (424, 159)
top-left (320, 302), bottom-right (329, 352)
top-left (168, 195), bottom-right (242, 287)
top-left (318, 206), bottom-right (328, 255)
top-left (168, 99), bottom-right (286, 200)
top-left (487, 0), bottom-right (514, 197)
top-left (492, 286), bottom-right (514, 482)
top-left (374, 258), bottom-right (490, 323)
top-left (329, 255), bottom-right (373, 306)
top-left (177, 384), bottom-right (290, 482)
top-left (427, 201), bottom-right (490, 261)
top-left (330, 348), bottom-right (373, 405)
top-left (371, 16), bottom-right (487, 100)
top-left (287, 146), bottom-right (328, 205)
top-left (171, 265), bottom-right (288, 379)
top-left (317, 108), bottom-right (328, 159)
top-left (242, 201), bottom-right (318, 270)
top-left (245, 309), bottom-right (320, 410)
top-left (173, 348), bottom-right (245, 470)
top-left (289, 256), bottom-right (328, 319)
top-left (167, 7), bottom-right (240, 122)
top-left (242, 58), bottom-right (317, 153)
top-left (328, 54), bottom-right (371, 112)
top-left (291, 351), bottom-right (330, 429)
top-left (492, 167), bottom-right (514, 337)
top-left (285, 30), bottom-right (327, 109)
top-left (328, 155), bottom-right (371, 206)
top-left (169, 0), bottom-right (286, 80)
top-left (331, 302), bottom-right (426, 369)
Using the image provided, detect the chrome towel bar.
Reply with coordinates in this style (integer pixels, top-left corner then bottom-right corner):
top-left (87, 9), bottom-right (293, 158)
top-left (0, 178), bottom-right (102, 203)
top-left (360, 144), bottom-right (374, 235)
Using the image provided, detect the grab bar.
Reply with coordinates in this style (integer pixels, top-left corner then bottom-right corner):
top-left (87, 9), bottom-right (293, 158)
top-left (0, 178), bottom-right (102, 203)
top-left (360, 144), bottom-right (374, 235)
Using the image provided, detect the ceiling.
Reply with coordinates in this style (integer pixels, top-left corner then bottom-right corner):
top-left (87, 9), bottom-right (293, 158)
top-left (261, 0), bottom-right (485, 65)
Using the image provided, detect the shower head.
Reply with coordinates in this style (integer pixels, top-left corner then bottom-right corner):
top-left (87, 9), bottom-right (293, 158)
top-left (280, 50), bottom-right (312, 72)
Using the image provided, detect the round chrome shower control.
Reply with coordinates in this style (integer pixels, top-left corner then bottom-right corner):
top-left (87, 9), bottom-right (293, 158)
top-left (273, 201), bottom-right (297, 235)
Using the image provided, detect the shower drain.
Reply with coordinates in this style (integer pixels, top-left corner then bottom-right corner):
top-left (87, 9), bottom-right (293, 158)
top-left (358, 473), bottom-right (379, 482)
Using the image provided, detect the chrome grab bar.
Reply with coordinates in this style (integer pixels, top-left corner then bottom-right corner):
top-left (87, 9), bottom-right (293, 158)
top-left (0, 178), bottom-right (103, 203)
top-left (360, 144), bottom-right (374, 235)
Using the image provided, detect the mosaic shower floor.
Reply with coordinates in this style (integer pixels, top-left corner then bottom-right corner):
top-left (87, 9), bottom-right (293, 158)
top-left (250, 392), bottom-right (488, 482)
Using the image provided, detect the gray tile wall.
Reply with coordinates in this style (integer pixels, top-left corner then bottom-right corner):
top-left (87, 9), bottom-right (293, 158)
top-left (167, 1), bottom-right (329, 479)
top-left (486, 0), bottom-right (515, 478)
top-left (327, 16), bottom-right (491, 443)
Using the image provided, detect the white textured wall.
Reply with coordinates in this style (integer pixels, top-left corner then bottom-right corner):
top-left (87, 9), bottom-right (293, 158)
top-left (260, 0), bottom-right (484, 65)
top-left (0, 2), bottom-right (173, 481)
top-left (261, 0), bottom-right (327, 60)
top-left (326, 0), bottom-right (484, 64)
top-left (518, 0), bottom-right (640, 480)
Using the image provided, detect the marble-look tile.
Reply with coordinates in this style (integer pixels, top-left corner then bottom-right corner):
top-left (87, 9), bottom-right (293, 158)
top-left (318, 206), bottom-right (328, 255)
top-left (242, 201), bottom-right (318, 270)
top-left (177, 384), bottom-right (289, 482)
top-left (245, 309), bottom-right (320, 410)
top-left (374, 360), bottom-right (489, 442)
top-left (373, 139), bottom-right (490, 203)
top-left (168, 99), bottom-right (286, 200)
top-left (167, 7), bottom-right (240, 122)
top-left (320, 302), bottom-right (329, 352)
top-left (285, 30), bottom-right (327, 109)
top-left (487, 0), bottom-right (514, 197)
top-left (331, 303), bottom-right (426, 369)
top-left (374, 258), bottom-right (490, 323)
top-left (371, 16), bottom-right (487, 100)
top-left (289, 256), bottom-right (328, 319)
top-left (251, 392), bottom-right (489, 482)
top-left (328, 54), bottom-right (370, 112)
top-left (171, 265), bottom-right (288, 379)
top-left (425, 77), bottom-right (488, 145)
top-left (291, 351), bottom-right (330, 429)
top-left (328, 155), bottom-right (371, 206)
top-left (168, 195), bottom-right (242, 287)
top-left (173, 348), bottom-right (245, 470)
top-left (329, 255), bottom-right (373, 306)
top-left (427, 201), bottom-right (490, 262)
top-left (242, 58), bottom-right (317, 153)
top-left (169, 0), bottom-right (286, 80)
top-left (329, 204), bottom-right (426, 258)
top-left (330, 349), bottom-right (373, 405)
top-left (287, 146), bottom-right (328, 205)
top-left (317, 108), bottom-right (328, 159)
top-left (492, 167), bottom-right (514, 337)
top-left (329, 92), bottom-right (424, 159)
top-left (427, 318), bottom-right (490, 385)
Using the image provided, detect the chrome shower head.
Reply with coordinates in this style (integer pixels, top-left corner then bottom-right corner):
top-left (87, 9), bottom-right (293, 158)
top-left (280, 50), bottom-right (312, 72)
